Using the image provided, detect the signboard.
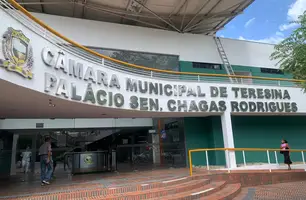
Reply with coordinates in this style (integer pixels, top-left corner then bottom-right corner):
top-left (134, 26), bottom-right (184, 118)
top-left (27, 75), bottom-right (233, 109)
top-left (41, 47), bottom-right (299, 114)
top-left (80, 153), bottom-right (96, 169)
top-left (148, 129), bottom-right (157, 134)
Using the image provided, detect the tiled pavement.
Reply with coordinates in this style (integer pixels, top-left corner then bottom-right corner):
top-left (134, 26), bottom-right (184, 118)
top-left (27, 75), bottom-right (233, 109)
top-left (1, 168), bottom-right (306, 199)
top-left (0, 169), bottom-right (187, 196)
top-left (234, 181), bottom-right (306, 200)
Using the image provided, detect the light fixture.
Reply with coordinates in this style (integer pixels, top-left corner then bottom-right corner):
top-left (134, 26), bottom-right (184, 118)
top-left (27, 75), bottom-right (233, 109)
top-left (48, 99), bottom-right (56, 107)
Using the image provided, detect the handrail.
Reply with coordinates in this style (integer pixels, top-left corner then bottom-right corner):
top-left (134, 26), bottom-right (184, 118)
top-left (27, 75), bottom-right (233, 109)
top-left (7, 0), bottom-right (306, 84)
top-left (188, 148), bottom-right (306, 176)
top-left (189, 148), bottom-right (306, 153)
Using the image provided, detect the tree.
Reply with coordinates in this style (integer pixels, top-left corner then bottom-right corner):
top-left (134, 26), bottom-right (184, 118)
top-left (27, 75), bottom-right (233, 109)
top-left (271, 11), bottom-right (306, 89)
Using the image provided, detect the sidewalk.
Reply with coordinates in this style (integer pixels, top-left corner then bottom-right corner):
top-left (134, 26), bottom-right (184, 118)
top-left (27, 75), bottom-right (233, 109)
top-left (234, 181), bottom-right (306, 200)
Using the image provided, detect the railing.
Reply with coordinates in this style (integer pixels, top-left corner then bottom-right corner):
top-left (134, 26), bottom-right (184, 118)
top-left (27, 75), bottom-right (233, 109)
top-left (188, 148), bottom-right (306, 176)
top-left (0, 0), bottom-right (305, 87)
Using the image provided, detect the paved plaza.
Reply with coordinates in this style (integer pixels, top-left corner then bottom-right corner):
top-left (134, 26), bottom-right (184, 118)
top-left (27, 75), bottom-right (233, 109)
top-left (235, 181), bottom-right (306, 200)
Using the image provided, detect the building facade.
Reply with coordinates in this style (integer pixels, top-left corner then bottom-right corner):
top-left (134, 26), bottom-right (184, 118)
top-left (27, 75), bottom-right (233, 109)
top-left (0, 0), bottom-right (306, 176)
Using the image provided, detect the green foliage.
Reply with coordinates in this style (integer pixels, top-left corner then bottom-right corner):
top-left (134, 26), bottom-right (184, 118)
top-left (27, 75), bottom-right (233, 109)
top-left (271, 11), bottom-right (306, 89)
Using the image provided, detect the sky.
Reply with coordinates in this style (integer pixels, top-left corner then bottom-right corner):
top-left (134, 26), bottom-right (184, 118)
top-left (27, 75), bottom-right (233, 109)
top-left (216, 0), bottom-right (306, 44)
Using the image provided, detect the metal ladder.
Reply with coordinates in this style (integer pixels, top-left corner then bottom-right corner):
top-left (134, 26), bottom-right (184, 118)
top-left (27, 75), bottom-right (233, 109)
top-left (214, 37), bottom-right (238, 83)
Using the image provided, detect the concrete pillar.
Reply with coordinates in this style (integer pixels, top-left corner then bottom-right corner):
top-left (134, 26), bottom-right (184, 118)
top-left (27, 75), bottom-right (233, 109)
top-left (152, 119), bottom-right (164, 166)
top-left (221, 112), bottom-right (237, 169)
top-left (152, 133), bottom-right (160, 165)
top-left (10, 133), bottom-right (19, 175)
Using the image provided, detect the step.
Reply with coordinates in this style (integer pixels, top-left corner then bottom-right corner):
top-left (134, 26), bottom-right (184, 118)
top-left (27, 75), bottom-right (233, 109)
top-left (148, 181), bottom-right (227, 200)
top-left (232, 187), bottom-right (250, 200)
top-left (103, 179), bottom-right (211, 200)
top-left (200, 183), bottom-right (242, 200)
top-left (3, 175), bottom-right (205, 200)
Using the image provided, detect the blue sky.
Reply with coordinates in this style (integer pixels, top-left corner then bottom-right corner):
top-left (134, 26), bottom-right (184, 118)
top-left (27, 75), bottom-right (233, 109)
top-left (217, 0), bottom-right (306, 44)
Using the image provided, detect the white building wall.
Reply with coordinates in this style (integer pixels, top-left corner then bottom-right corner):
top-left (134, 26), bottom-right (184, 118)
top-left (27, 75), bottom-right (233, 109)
top-left (220, 38), bottom-right (278, 69)
top-left (32, 13), bottom-right (278, 68)
top-left (1, 8), bottom-right (303, 117)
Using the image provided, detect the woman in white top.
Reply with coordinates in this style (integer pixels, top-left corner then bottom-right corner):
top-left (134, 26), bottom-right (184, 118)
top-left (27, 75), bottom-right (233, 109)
top-left (21, 146), bottom-right (32, 173)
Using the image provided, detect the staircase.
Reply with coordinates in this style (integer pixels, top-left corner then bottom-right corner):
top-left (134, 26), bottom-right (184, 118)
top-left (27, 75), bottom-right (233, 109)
top-left (6, 169), bottom-right (306, 200)
top-left (19, 175), bottom-right (242, 200)
top-left (98, 176), bottom-right (242, 200)
top-left (214, 37), bottom-right (238, 84)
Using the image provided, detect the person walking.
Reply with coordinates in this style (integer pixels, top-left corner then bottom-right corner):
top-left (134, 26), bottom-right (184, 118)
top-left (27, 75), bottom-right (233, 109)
top-left (20, 145), bottom-right (32, 182)
top-left (21, 146), bottom-right (32, 174)
top-left (280, 139), bottom-right (292, 170)
top-left (39, 136), bottom-right (53, 185)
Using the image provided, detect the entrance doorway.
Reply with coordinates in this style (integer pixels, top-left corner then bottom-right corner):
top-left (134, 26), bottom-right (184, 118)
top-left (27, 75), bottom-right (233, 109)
top-left (2, 117), bottom-right (187, 183)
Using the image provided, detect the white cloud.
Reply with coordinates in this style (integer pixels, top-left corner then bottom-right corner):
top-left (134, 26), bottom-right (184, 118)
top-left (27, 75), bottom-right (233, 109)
top-left (244, 17), bottom-right (256, 28)
top-left (279, 23), bottom-right (299, 31)
top-left (279, 0), bottom-right (306, 31)
top-left (238, 32), bottom-right (284, 44)
top-left (287, 0), bottom-right (306, 21)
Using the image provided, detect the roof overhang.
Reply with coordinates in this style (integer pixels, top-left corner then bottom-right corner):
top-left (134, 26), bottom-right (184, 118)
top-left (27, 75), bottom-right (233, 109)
top-left (16, 0), bottom-right (254, 35)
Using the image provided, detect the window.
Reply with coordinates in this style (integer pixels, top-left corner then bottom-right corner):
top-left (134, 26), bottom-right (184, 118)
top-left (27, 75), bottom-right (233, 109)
top-left (192, 62), bottom-right (222, 70)
top-left (260, 68), bottom-right (284, 74)
top-left (89, 47), bottom-right (180, 71)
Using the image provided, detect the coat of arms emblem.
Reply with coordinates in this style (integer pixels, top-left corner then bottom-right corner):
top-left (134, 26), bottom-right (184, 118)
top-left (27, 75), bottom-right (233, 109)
top-left (0, 27), bottom-right (34, 79)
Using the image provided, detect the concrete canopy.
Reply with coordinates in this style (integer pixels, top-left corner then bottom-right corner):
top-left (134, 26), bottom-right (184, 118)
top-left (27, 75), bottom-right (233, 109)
top-left (17, 0), bottom-right (254, 35)
top-left (0, 79), bottom-right (216, 118)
